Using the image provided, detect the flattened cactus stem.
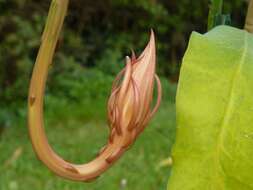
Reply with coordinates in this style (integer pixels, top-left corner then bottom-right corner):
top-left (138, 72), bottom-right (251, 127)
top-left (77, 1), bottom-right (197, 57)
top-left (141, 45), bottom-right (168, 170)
top-left (208, 0), bottom-right (223, 31)
top-left (245, 0), bottom-right (253, 33)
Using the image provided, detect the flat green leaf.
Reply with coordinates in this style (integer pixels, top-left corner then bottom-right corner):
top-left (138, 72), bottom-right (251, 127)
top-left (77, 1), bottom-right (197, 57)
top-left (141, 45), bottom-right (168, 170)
top-left (168, 26), bottom-right (253, 190)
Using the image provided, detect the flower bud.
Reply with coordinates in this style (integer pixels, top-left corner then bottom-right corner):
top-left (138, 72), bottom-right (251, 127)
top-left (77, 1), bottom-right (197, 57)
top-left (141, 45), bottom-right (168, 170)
top-left (107, 30), bottom-right (162, 145)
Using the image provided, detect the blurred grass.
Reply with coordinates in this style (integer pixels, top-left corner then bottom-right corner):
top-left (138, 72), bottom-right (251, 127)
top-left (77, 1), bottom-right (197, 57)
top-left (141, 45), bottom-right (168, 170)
top-left (0, 78), bottom-right (176, 190)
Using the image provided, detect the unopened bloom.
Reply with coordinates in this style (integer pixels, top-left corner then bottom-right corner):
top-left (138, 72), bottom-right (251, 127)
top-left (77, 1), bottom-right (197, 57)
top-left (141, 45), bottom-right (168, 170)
top-left (107, 30), bottom-right (162, 148)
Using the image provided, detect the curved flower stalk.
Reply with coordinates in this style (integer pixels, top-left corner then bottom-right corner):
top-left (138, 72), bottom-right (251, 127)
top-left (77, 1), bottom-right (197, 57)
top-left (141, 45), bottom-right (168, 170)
top-left (28, 0), bottom-right (161, 182)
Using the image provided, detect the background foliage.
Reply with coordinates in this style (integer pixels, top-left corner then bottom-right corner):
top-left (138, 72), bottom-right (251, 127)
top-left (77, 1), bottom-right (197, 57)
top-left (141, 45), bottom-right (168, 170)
top-left (0, 0), bottom-right (248, 126)
top-left (0, 0), bottom-right (249, 189)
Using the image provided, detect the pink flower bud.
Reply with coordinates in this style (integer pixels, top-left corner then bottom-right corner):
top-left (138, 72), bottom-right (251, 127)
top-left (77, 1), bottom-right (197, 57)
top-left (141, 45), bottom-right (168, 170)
top-left (107, 30), bottom-right (162, 147)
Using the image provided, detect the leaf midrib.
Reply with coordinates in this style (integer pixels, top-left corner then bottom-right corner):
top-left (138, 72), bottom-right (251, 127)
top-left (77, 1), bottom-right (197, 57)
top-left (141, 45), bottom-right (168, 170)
top-left (214, 32), bottom-right (249, 189)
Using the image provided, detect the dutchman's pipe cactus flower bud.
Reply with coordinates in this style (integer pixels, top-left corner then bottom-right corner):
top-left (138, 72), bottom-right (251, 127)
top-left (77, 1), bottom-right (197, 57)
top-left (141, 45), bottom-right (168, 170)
top-left (107, 30), bottom-right (162, 147)
top-left (28, 0), bottom-right (161, 182)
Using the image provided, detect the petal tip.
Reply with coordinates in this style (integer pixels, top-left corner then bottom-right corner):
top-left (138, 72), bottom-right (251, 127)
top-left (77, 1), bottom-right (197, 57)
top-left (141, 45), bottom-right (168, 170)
top-left (131, 49), bottom-right (136, 61)
top-left (149, 29), bottom-right (155, 44)
top-left (125, 56), bottom-right (131, 64)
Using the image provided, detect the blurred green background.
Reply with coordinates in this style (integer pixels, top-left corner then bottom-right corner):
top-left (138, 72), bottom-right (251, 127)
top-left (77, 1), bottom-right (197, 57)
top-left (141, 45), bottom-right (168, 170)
top-left (0, 0), bottom-right (248, 189)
